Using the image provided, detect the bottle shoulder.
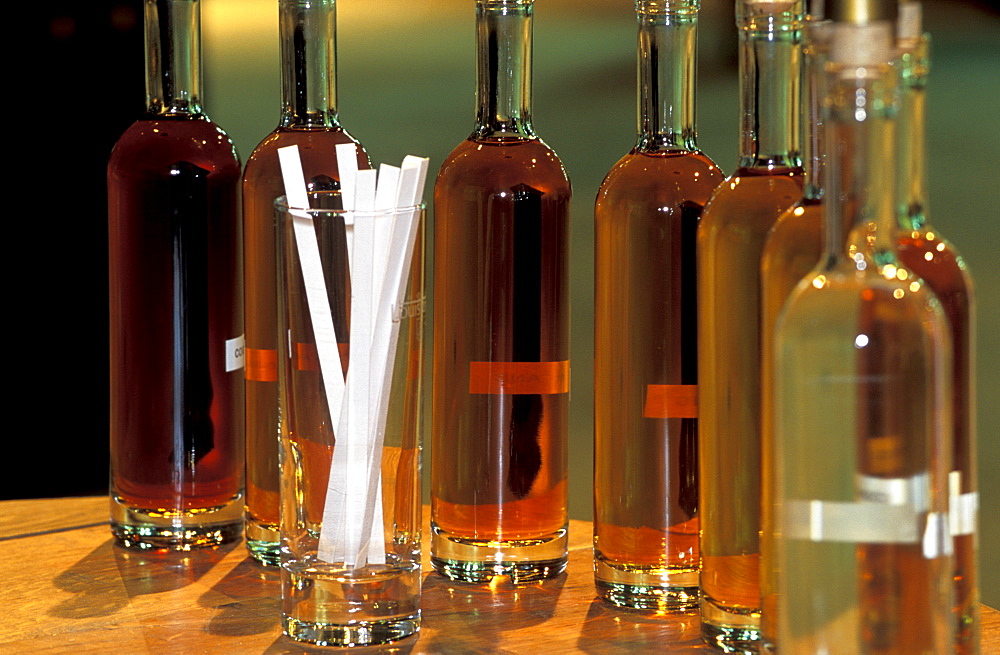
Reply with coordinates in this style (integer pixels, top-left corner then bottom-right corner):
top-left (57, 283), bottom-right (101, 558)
top-left (779, 267), bottom-right (949, 339)
top-left (243, 127), bottom-right (369, 191)
top-left (763, 199), bottom-right (824, 258)
top-left (109, 115), bottom-right (241, 177)
top-left (596, 149), bottom-right (725, 211)
top-left (245, 126), bottom-right (366, 167)
top-left (700, 167), bottom-right (804, 229)
top-left (435, 136), bottom-right (571, 197)
top-left (897, 228), bottom-right (976, 302)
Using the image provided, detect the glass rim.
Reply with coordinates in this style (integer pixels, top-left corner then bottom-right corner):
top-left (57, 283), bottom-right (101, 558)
top-left (274, 191), bottom-right (425, 215)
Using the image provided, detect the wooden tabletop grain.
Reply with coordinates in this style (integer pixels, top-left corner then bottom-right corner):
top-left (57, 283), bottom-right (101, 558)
top-left (1, 496), bottom-right (996, 654)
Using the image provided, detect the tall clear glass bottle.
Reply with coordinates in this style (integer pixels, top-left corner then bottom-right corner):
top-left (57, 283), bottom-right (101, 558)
top-left (894, 6), bottom-right (979, 651)
top-left (108, 0), bottom-right (244, 549)
top-left (773, 8), bottom-right (955, 652)
top-left (696, 0), bottom-right (803, 647)
top-left (242, 0), bottom-right (367, 566)
top-left (431, 0), bottom-right (572, 583)
top-left (593, 0), bottom-right (722, 611)
top-left (758, 12), bottom-right (830, 649)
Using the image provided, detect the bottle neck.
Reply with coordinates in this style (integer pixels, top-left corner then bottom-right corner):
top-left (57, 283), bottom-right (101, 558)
top-left (801, 19), bottom-right (832, 199)
top-left (822, 23), bottom-right (900, 267)
top-left (736, 0), bottom-right (803, 170)
top-left (635, 0), bottom-right (700, 152)
top-left (474, 0), bottom-right (534, 139)
top-left (279, 0), bottom-right (341, 128)
top-left (896, 34), bottom-right (929, 230)
top-left (145, 0), bottom-right (203, 116)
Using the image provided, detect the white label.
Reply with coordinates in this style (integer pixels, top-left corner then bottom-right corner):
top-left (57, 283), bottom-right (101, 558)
top-left (226, 335), bottom-right (245, 372)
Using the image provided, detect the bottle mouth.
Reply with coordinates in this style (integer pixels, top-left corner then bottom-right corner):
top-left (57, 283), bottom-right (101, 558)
top-left (636, 0), bottom-right (701, 15)
top-left (477, 0), bottom-right (533, 8)
top-left (737, 0), bottom-right (805, 30)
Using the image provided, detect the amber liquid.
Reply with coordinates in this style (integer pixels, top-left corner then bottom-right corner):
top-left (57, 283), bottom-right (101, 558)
top-left (898, 228), bottom-right (979, 653)
top-left (696, 166), bottom-right (802, 632)
top-left (242, 126), bottom-right (366, 560)
top-left (108, 115), bottom-right (243, 543)
top-left (759, 196), bottom-right (823, 642)
top-left (431, 136), bottom-right (570, 578)
top-left (594, 149), bottom-right (722, 607)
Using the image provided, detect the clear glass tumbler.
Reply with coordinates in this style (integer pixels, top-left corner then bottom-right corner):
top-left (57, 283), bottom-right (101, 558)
top-left (276, 192), bottom-right (425, 646)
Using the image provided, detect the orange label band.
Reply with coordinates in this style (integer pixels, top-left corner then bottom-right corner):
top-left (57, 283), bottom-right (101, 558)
top-left (469, 361), bottom-right (570, 395)
top-left (245, 348), bottom-right (278, 382)
top-left (643, 384), bottom-right (698, 418)
top-left (294, 342), bottom-right (349, 372)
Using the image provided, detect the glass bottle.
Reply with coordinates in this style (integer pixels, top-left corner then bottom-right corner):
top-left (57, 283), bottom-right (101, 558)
top-left (431, 0), bottom-right (572, 583)
top-left (758, 12), bottom-right (830, 648)
top-left (242, 0), bottom-right (367, 566)
top-left (108, 0), bottom-right (244, 549)
top-left (773, 8), bottom-right (955, 652)
top-left (894, 6), bottom-right (979, 651)
top-left (593, 0), bottom-right (722, 611)
top-left (696, 0), bottom-right (803, 648)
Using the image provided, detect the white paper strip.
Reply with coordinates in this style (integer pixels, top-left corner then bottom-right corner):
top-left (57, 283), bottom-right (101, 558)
top-left (301, 154), bottom-right (429, 569)
top-left (339, 168), bottom-right (377, 566)
top-left (336, 143), bottom-right (359, 211)
top-left (277, 147), bottom-right (352, 566)
top-left (357, 157), bottom-right (429, 567)
top-left (337, 143), bottom-right (360, 267)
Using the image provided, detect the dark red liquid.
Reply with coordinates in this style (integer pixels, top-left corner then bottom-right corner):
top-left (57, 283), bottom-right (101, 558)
top-left (108, 115), bottom-right (243, 510)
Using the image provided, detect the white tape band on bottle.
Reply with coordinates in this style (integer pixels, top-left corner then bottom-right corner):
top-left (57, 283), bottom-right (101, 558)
top-left (923, 511), bottom-right (953, 559)
top-left (785, 499), bottom-right (921, 544)
top-left (857, 472), bottom-right (929, 512)
top-left (949, 470), bottom-right (979, 537)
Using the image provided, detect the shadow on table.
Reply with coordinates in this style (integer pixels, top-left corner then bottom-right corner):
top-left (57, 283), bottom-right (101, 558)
top-left (418, 571), bottom-right (565, 653)
top-left (576, 598), bottom-right (704, 654)
top-left (202, 556), bottom-right (283, 637)
top-left (47, 538), bottom-right (239, 619)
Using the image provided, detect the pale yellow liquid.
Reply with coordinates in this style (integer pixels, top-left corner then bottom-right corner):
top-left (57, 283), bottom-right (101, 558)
top-left (774, 267), bottom-right (953, 654)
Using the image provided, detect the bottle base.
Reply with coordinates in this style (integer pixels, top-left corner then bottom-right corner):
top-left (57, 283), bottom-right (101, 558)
top-left (283, 613), bottom-right (420, 647)
top-left (701, 595), bottom-right (762, 653)
top-left (594, 551), bottom-right (699, 610)
top-left (282, 556), bottom-right (422, 647)
top-left (110, 494), bottom-right (243, 551)
top-left (430, 521), bottom-right (568, 583)
top-left (245, 517), bottom-right (280, 565)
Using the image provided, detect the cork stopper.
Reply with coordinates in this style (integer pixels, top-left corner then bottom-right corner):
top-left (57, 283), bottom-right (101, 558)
top-left (896, 1), bottom-right (922, 45)
top-left (829, 21), bottom-right (895, 67)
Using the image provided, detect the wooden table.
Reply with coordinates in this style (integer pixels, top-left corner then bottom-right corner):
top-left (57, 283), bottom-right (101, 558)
top-left (2, 497), bottom-right (997, 654)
